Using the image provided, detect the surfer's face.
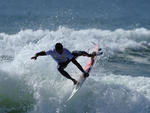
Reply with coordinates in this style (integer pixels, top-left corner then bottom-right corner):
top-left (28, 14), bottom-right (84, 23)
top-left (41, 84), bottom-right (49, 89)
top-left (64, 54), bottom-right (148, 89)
top-left (55, 43), bottom-right (63, 54)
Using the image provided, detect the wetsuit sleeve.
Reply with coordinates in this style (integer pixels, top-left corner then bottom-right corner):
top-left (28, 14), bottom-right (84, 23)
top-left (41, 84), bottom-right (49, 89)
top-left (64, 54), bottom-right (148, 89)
top-left (72, 51), bottom-right (93, 58)
top-left (72, 51), bottom-right (84, 56)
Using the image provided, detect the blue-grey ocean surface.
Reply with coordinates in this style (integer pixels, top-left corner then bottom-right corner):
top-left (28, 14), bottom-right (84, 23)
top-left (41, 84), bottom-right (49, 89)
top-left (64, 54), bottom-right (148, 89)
top-left (0, 0), bottom-right (150, 113)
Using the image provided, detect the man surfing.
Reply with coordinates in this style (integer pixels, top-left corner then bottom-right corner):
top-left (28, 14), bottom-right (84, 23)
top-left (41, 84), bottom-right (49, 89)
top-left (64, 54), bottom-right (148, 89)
top-left (31, 43), bottom-right (96, 85)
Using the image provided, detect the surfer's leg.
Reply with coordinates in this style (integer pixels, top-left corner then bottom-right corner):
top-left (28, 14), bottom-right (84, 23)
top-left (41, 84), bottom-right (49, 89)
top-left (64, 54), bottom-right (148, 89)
top-left (57, 65), bottom-right (77, 85)
top-left (71, 58), bottom-right (89, 77)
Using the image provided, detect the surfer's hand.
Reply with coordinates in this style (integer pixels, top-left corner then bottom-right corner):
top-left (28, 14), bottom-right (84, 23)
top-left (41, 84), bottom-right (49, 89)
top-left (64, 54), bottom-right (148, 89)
top-left (91, 52), bottom-right (96, 57)
top-left (31, 56), bottom-right (37, 60)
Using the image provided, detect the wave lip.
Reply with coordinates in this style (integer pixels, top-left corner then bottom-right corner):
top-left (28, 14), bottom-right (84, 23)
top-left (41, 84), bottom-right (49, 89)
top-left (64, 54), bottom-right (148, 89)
top-left (0, 27), bottom-right (150, 56)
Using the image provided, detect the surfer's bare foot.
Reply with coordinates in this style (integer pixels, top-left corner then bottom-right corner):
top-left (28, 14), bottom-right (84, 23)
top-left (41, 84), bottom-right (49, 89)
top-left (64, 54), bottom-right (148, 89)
top-left (84, 72), bottom-right (89, 78)
top-left (73, 79), bottom-right (78, 85)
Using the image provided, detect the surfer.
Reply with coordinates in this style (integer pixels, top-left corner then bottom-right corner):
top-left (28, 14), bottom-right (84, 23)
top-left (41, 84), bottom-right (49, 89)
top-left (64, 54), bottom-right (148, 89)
top-left (31, 43), bottom-right (96, 85)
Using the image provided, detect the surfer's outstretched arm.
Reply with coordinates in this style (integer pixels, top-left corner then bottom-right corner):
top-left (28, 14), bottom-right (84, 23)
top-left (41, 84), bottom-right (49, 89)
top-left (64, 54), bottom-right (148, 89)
top-left (72, 51), bottom-right (96, 58)
top-left (81, 51), bottom-right (96, 57)
top-left (31, 51), bottom-right (46, 60)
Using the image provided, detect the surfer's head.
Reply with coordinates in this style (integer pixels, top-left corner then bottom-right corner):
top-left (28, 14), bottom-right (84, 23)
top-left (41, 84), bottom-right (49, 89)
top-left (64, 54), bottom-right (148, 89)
top-left (55, 43), bottom-right (63, 54)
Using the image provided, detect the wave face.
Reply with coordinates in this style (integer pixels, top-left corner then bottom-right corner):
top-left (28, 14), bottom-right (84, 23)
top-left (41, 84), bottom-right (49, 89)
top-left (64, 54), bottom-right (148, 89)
top-left (0, 27), bottom-right (150, 113)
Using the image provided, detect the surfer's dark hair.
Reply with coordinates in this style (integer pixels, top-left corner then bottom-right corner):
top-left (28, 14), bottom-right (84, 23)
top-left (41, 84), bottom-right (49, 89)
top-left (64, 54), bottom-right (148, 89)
top-left (55, 43), bottom-right (63, 51)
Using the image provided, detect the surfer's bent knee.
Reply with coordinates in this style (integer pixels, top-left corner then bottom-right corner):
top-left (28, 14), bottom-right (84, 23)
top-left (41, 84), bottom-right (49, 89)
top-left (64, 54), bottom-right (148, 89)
top-left (57, 62), bottom-right (69, 71)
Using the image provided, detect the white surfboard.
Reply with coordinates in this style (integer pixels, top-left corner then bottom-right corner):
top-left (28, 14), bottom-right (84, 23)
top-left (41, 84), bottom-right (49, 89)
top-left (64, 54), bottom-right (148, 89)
top-left (67, 75), bottom-right (86, 101)
top-left (67, 44), bottom-right (101, 101)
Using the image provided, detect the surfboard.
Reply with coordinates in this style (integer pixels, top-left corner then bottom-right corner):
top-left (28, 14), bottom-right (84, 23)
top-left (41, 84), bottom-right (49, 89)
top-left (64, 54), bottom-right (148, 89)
top-left (67, 44), bottom-right (101, 101)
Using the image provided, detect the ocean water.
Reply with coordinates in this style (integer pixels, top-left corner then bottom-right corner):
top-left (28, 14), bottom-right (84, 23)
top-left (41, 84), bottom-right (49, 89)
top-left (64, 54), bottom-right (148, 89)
top-left (0, 0), bottom-right (150, 113)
